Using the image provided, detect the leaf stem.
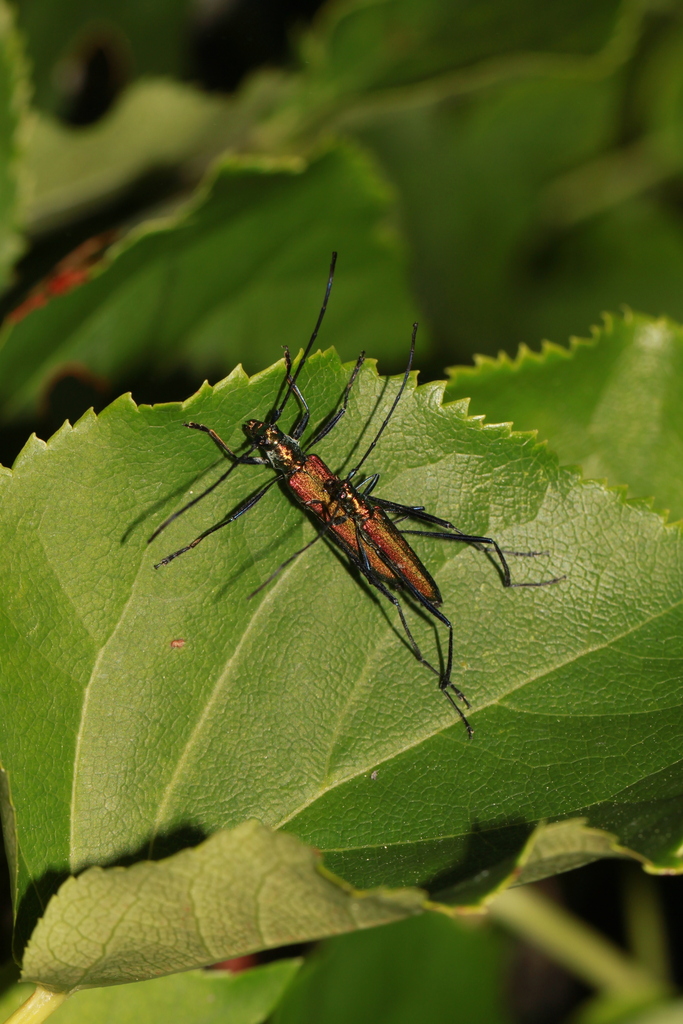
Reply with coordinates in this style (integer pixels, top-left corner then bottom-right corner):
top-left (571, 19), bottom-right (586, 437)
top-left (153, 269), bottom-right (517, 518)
top-left (2, 986), bottom-right (68, 1024)
top-left (488, 886), bottom-right (670, 998)
top-left (621, 862), bottom-right (672, 985)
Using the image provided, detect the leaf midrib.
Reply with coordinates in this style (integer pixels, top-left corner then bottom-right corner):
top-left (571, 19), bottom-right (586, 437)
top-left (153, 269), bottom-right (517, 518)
top-left (274, 588), bottom-right (683, 829)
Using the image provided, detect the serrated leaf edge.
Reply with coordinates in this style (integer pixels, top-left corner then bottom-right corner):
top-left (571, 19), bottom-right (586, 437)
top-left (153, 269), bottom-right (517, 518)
top-left (5, 341), bottom-right (680, 545)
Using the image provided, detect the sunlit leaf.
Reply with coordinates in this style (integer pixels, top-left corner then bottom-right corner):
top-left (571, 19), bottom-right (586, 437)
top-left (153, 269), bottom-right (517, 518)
top-left (24, 79), bottom-right (246, 233)
top-left (445, 312), bottom-right (683, 521)
top-left (1, 339), bottom-right (682, 977)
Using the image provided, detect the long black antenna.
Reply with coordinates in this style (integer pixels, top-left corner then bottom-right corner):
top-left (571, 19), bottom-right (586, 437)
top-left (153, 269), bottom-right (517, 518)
top-left (270, 252), bottom-right (337, 424)
top-left (347, 322), bottom-right (417, 481)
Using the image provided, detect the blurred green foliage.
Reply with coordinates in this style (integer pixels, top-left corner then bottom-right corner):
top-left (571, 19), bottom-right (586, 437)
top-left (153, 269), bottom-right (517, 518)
top-left (0, 147), bottom-right (419, 420)
top-left (5, 0), bottom-right (683, 427)
top-left (15, 0), bottom-right (193, 114)
top-left (0, 959), bottom-right (302, 1024)
top-left (272, 913), bottom-right (511, 1024)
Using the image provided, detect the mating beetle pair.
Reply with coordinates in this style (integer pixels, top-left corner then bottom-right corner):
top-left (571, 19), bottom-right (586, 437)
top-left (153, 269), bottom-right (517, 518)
top-left (150, 254), bottom-right (563, 736)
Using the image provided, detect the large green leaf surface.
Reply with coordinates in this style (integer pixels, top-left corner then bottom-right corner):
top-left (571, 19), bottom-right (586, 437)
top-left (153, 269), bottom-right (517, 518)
top-left (1, 343), bottom-right (682, 970)
top-left (0, 958), bottom-right (301, 1023)
top-left (445, 313), bottom-right (683, 522)
top-left (0, 144), bottom-right (418, 421)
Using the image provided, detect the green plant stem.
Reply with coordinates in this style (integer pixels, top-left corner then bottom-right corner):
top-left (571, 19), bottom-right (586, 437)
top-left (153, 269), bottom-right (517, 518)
top-left (2, 986), bottom-right (68, 1024)
top-left (621, 862), bottom-right (672, 984)
top-left (489, 886), bottom-right (670, 998)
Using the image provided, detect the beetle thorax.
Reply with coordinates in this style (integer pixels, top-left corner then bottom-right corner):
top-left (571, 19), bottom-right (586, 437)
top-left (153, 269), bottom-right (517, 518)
top-left (244, 420), bottom-right (306, 475)
top-left (327, 479), bottom-right (369, 518)
top-left (267, 435), bottom-right (306, 474)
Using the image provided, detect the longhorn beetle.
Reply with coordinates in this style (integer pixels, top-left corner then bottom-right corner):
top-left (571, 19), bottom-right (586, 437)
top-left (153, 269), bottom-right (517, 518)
top-left (150, 254), bottom-right (563, 735)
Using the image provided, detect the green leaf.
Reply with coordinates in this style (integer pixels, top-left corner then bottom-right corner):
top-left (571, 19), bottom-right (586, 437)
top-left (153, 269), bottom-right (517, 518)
top-left (638, 22), bottom-right (683, 161)
top-left (19, 823), bottom-right (421, 991)
top-left (24, 79), bottom-right (248, 233)
top-left (16, 0), bottom-right (193, 114)
top-left (0, 958), bottom-right (301, 1023)
top-left (0, 143), bottom-right (418, 421)
top-left (434, 818), bottom-right (637, 906)
top-left (333, 0), bottom-right (683, 366)
top-left (17, 0), bottom-right (635, 233)
top-left (15, 0), bottom-right (635, 239)
top-left (1, 341), bottom-right (682, 971)
top-left (297, 0), bottom-right (626, 107)
top-left (444, 312), bottom-right (683, 522)
top-left (352, 72), bottom-right (618, 361)
top-left (0, 0), bottom-right (29, 291)
top-left (271, 912), bottom-right (511, 1024)
top-left (509, 196), bottom-right (683, 370)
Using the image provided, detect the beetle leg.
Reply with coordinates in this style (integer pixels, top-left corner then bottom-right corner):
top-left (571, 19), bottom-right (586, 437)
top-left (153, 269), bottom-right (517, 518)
top-left (154, 479), bottom-right (278, 568)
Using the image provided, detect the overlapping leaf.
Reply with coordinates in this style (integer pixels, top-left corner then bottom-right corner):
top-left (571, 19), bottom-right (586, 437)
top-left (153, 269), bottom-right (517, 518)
top-left (338, 0), bottom-right (683, 364)
top-left (19, 823), bottom-right (422, 990)
top-left (0, 958), bottom-right (300, 1023)
top-left (0, 342), bottom-right (682, 982)
top-left (353, 71), bottom-right (618, 361)
top-left (284, 0), bottom-right (627, 126)
top-left (445, 312), bottom-right (683, 521)
top-left (0, 144), bottom-right (418, 421)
